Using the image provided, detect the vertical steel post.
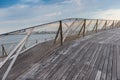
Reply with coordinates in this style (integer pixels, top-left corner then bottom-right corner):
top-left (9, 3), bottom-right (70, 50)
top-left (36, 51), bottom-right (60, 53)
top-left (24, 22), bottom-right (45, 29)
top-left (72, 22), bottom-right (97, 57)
top-left (59, 21), bottom-right (63, 45)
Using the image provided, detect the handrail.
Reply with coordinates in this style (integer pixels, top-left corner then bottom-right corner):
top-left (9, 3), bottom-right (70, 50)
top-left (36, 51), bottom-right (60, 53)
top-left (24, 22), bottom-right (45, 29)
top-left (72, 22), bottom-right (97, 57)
top-left (0, 18), bottom-right (119, 36)
top-left (0, 18), bottom-right (119, 56)
top-left (0, 18), bottom-right (120, 79)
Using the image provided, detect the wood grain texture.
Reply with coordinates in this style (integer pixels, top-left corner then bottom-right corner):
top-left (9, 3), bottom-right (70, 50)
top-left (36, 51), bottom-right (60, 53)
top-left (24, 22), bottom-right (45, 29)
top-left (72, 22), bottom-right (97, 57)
top-left (2, 28), bottom-right (120, 80)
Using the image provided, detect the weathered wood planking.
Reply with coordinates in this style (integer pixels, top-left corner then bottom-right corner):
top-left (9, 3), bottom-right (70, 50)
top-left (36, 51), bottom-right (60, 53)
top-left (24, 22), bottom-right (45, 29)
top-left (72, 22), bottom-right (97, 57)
top-left (4, 28), bottom-right (120, 80)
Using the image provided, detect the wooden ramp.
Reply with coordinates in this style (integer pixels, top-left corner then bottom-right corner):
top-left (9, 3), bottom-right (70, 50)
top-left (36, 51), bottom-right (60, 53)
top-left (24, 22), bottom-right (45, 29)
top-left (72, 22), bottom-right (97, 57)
top-left (2, 28), bottom-right (120, 80)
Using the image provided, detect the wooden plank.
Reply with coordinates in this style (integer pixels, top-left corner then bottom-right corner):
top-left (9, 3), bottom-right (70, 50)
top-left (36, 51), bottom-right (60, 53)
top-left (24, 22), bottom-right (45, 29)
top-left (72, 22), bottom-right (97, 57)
top-left (112, 45), bottom-right (117, 80)
top-left (106, 44), bottom-right (113, 80)
top-left (64, 43), bottom-right (97, 80)
top-left (72, 43), bottom-right (100, 80)
top-left (100, 44), bottom-right (111, 80)
top-left (74, 44), bottom-right (100, 80)
top-left (28, 45), bottom-right (70, 77)
top-left (35, 41), bottom-right (88, 80)
top-left (88, 44), bottom-right (107, 80)
top-left (6, 27), bottom-right (120, 80)
top-left (117, 45), bottom-right (120, 80)
top-left (95, 44), bottom-right (108, 80)
top-left (58, 42), bottom-right (93, 80)
top-left (95, 70), bottom-right (102, 80)
top-left (80, 44), bottom-right (104, 80)
top-left (54, 44), bottom-right (91, 79)
top-left (48, 60), bottom-right (73, 80)
top-left (98, 44), bottom-right (108, 71)
top-left (89, 44), bottom-right (108, 80)
top-left (75, 43), bottom-right (103, 80)
top-left (45, 42), bottom-right (90, 80)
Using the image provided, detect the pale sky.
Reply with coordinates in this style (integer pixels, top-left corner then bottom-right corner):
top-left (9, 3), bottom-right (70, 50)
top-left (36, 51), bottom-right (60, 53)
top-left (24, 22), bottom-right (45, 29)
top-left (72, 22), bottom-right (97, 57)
top-left (0, 0), bottom-right (120, 33)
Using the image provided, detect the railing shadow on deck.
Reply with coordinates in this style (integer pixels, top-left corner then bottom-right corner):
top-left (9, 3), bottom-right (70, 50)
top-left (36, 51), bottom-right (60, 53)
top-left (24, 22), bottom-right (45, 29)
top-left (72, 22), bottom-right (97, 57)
top-left (0, 18), bottom-right (120, 80)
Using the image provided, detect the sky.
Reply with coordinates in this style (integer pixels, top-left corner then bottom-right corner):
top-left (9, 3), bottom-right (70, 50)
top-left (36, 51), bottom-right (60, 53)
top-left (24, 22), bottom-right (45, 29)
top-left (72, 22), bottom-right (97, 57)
top-left (0, 0), bottom-right (120, 33)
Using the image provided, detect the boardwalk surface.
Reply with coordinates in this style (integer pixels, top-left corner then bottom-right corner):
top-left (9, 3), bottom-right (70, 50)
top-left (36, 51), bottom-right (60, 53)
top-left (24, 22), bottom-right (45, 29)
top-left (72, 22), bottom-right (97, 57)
top-left (2, 28), bottom-right (120, 80)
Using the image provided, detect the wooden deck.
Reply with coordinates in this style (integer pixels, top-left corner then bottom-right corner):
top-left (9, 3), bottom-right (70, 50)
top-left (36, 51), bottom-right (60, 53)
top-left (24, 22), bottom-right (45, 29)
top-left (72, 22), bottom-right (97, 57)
top-left (2, 28), bottom-right (120, 80)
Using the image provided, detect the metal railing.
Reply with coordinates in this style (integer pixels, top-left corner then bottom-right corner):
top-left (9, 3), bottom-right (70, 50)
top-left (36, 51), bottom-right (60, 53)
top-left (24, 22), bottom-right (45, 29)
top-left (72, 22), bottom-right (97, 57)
top-left (0, 18), bottom-right (120, 80)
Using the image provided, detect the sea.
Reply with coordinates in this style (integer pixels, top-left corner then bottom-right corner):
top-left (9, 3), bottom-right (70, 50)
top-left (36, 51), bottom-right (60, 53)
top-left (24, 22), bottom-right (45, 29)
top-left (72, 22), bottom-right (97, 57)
top-left (0, 34), bottom-right (56, 56)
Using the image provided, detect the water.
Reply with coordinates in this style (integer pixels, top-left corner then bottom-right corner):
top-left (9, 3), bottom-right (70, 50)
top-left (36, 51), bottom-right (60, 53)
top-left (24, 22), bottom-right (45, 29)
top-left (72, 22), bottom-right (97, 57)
top-left (0, 34), bottom-right (56, 56)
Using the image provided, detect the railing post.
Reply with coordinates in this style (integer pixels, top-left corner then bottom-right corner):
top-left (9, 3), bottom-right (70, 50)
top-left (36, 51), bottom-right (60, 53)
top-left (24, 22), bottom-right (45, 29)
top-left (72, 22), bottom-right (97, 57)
top-left (78, 21), bottom-right (84, 36)
top-left (117, 21), bottom-right (120, 28)
top-left (117, 20), bottom-right (120, 28)
top-left (36, 40), bottom-right (38, 44)
top-left (53, 21), bottom-right (63, 45)
top-left (59, 21), bottom-right (63, 45)
top-left (112, 20), bottom-right (114, 29)
top-left (116, 21), bottom-right (119, 28)
top-left (62, 19), bottom-right (77, 42)
top-left (95, 19), bottom-right (98, 33)
top-left (2, 44), bottom-right (7, 57)
top-left (1, 28), bottom-right (34, 80)
top-left (53, 22), bottom-right (61, 45)
top-left (102, 20), bottom-right (107, 30)
top-left (105, 20), bottom-right (107, 30)
top-left (22, 45), bottom-right (26, 50)
top-left (83, 19), bottom-right (86, 37)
